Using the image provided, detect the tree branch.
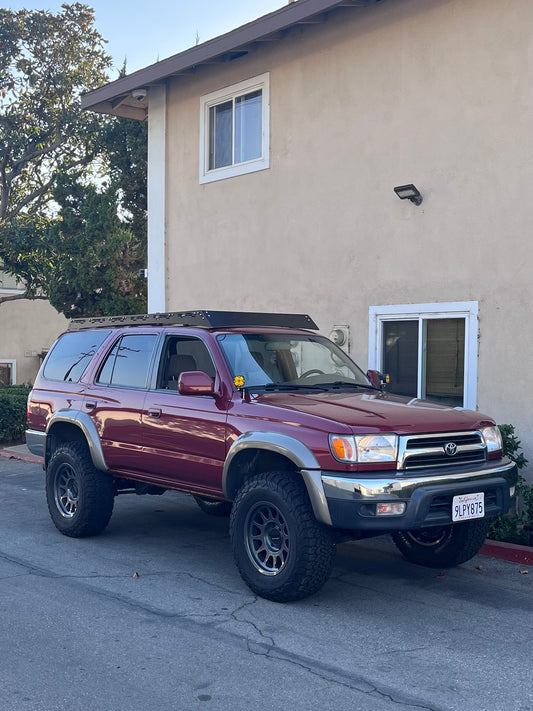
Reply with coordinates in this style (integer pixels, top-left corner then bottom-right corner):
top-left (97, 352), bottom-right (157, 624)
top-left (7, 176), bottom-right (55, 217)
top-left (0, 291), bottom-right (48, 305)
top-left (8, 136), bottom-right (64, 178)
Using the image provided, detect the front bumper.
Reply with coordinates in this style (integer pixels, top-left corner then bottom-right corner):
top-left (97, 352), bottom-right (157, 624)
top-left (301, 459), bottom-right (517, 531)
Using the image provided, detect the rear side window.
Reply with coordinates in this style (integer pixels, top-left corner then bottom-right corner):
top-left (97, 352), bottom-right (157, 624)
top-left (97, 334), bottom-right (158, 389)
top-left (43, 330), bottom-right (111, 382)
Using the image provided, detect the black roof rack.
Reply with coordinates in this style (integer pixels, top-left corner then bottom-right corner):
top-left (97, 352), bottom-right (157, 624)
top-left (68, 310), bottom-right (319, 331)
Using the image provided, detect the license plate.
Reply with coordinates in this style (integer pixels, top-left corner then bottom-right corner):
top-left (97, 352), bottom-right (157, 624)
top-left (452, 492), bottom-right (484, 522)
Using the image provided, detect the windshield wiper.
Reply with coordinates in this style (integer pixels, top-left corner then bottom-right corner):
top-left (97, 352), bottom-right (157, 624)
top-left (323, 381), bottom-right (380, 391)
top-left (246, 383), bottom-right (329, 393)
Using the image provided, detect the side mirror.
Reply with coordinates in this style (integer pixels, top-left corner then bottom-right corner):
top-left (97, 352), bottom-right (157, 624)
top-left (366, 369), bottom-right (389, 390)
top-left (178, 371), bottom-right (215, 396)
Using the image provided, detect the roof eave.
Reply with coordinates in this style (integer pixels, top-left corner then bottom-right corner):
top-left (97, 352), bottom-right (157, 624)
top-left (81, 0), bottom-right (380, 118)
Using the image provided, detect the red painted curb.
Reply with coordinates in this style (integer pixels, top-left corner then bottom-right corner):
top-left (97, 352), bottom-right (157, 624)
top-left (0, 449), bottom-right (43, 465)
top-left (480, 539), bottom-right (533, 566)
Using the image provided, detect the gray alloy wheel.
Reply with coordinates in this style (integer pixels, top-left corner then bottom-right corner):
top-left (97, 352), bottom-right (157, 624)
top-left (53, 459), bottom-right (80, 518)
top-left (244, 500), bottom-right (290, 575)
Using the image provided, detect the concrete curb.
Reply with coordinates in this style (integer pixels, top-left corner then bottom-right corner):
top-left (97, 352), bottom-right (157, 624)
top-left (0, 448), bottom-right (43, 465)
top-left (479, 539), bottom-right (533, 566)
top-left (1, 445), bottom-right (531, 567)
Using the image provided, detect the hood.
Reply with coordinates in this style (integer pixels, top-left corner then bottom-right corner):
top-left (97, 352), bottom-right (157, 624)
top-left (251, 389), bottom-right (494, 435)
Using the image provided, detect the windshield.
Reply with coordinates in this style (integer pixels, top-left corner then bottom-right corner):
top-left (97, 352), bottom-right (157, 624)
top-left (217, 333), bottom-right (373, 390)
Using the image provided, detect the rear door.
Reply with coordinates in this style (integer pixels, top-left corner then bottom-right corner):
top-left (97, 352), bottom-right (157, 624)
top-left (84, 332), bottom-right (159, 473)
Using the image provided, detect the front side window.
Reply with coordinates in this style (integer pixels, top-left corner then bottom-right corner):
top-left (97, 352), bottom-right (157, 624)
top-left (200, 74), bottom-right (269, 183)
top-left (157, 336), bottom-right (216, 390)
top-left (97, 334), bottom-right (158, 389)
top-left (369, 302), bottom-right (478, 409)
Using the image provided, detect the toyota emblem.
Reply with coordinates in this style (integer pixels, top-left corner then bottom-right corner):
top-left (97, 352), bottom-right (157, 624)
top-left (444, 442), bottom-right (458, 457)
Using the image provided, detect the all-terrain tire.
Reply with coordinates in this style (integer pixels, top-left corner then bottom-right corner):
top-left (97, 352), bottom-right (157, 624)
top-left (46, 441), bottom-right (115, 538)
top-left (193, 495), bottom-right (232, 517)
top-left (229, 471), bottom-right (336, 602)
top-left (392, 519), bottom-right (491, 568)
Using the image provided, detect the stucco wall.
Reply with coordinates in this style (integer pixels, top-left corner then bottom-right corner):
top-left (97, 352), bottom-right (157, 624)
top-left (160, 0), bottom-right (533, 464)
top-left (0, 299), bottom-right (67, 385)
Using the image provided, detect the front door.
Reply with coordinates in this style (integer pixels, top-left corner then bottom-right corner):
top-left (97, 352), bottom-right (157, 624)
top-left (140, 335), bottom-right (228, 494)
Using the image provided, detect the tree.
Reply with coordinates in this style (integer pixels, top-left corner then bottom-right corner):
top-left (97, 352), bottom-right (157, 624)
top-left (0, 3), bottom-right (110, 223)
top-left (100, 112), bottom-right (148, 275)
top-left (0, 3), bottom-right (147, 315)
top-left (1, 171), bottom-right (146, 317)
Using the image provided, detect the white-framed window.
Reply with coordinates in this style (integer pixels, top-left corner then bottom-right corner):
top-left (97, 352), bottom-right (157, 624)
top-left (0, 359), bottom-right (16, 386)
top-left (199, 73), bottom-right (270, 184)
top-left (368, 302), bottom-right (478, 410)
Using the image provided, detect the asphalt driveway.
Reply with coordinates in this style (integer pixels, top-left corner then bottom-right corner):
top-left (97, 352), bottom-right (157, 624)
top-left (1, 456), bottom-right (532, 711)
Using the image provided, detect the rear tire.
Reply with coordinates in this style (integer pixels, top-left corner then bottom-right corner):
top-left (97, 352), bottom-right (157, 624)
top-left (230, 471), bottom-right (336, 602)
top-left (193, 495), bottom-right (232, 517)
top-left (46, 442), bottom-right (115, 538)
top-left (392, 519), bottom-right (490, 568)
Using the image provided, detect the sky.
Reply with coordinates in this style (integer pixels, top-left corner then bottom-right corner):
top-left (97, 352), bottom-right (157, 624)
top-left (7, 1), bottom-right (285, 75)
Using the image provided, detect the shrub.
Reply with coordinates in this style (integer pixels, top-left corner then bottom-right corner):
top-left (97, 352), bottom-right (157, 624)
top-left (0, 385), bottom-right (32, 444)
top-left (488, 424), bottom-right (532, 545)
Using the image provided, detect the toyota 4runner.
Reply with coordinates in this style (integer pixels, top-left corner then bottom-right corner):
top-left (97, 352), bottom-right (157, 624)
top-left (26, 311), bottom-right (517, 601)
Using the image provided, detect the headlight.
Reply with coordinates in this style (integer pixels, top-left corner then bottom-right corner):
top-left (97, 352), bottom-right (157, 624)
top-left (330, 434), bottom-right (398, 463)
top-left (481, 426), bottom-right (503, 456)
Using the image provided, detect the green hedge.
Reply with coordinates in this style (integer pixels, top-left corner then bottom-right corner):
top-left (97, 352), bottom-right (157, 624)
top-left (0, 385), bottom-right (32, 444)
top-left (488, 424), bottom-right (532, 545)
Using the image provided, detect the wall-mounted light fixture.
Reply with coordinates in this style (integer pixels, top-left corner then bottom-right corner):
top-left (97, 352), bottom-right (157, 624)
top-left (393, 184), bottom-right (423, 206)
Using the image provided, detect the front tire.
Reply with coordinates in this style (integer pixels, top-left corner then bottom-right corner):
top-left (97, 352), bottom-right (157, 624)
top-left (392, 519), bottom-right (490, 568)
top-left (46, 442), bottom-right (115, 538)
top-left (230, 472), bottom-right (336, 602)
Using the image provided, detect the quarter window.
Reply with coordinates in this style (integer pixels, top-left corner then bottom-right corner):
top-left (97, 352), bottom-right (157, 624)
top-left (200, 74), bottom-right (269, 183)
top-left (369, 302), bottom-right (478, 409)
top-left (43, 331), bottom-right (111, 382)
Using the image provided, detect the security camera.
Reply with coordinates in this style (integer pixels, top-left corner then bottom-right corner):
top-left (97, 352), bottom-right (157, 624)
top-left (131, 89), bottom-right (147, 102)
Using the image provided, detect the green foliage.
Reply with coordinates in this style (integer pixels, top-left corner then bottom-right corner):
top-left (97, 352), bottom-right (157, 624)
top-left (102, 115), bottom-right (147, 245)
top-left (0, 3), bottom-right (111, 223)
top-left (49, 171), bottom-right (146, 316)
top-left (488, 424), bottom-right (532, 545)
top-left (1, 172), bottom-right (146, 316)
top-left (0, 6), bottom-right (147, 316)
top-left (0, 385), bottom-right (32, 444)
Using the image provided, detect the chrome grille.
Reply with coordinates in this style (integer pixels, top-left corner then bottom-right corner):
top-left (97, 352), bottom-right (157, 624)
top-left (398, 431), bottom-right (486, 471)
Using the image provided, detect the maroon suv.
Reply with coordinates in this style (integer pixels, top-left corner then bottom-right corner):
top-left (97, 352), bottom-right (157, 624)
top-left (26, 311), bottom-right (517, 601)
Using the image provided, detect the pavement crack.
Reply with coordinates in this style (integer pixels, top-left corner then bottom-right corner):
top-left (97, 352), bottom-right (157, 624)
top-left (228, 597), bottom-right (275, 654)
top-left (266, 648), bottom-right (442, 710)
